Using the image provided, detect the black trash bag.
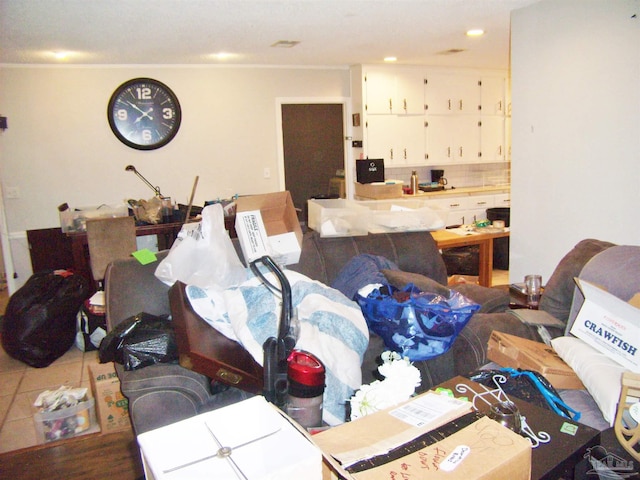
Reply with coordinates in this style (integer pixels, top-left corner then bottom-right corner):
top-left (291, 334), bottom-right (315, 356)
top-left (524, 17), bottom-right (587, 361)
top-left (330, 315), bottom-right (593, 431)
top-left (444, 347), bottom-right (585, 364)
top-left (1, 270), bottom-right (90, 368)
top-left (98, 312), bottom-right (178, 371)
top-left (467, 368), bottom-right (580, 421)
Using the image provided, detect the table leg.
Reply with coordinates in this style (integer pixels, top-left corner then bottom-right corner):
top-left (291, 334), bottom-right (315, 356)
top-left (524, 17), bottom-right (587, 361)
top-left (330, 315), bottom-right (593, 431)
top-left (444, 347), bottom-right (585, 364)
top-left (477, 238), bottom-right (495, 287)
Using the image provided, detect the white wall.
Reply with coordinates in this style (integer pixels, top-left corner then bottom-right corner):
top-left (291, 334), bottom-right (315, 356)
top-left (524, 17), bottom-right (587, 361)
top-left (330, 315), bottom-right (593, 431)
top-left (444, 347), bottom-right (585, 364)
top-left (0, 65), bottom-right (350, 290)
top-left (510, 0), bottom-right (640, 283)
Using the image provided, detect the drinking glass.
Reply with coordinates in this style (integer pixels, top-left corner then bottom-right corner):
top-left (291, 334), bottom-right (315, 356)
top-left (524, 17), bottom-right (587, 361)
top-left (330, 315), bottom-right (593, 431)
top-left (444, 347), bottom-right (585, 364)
top-left (524, 274), bottom-right (542, 306)
top-left (488, 400), bottom-right (522, 434)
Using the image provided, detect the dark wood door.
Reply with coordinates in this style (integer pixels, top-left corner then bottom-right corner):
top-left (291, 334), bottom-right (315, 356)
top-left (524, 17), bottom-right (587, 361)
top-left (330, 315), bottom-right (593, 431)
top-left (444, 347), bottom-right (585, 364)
top-left (281, 103), bottom-right (345, 222)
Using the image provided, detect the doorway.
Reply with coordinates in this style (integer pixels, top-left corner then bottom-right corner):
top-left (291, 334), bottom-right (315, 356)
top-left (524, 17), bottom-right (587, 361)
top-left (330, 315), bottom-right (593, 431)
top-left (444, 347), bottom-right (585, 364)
top-left (279, 102), bottom-right (347, 224)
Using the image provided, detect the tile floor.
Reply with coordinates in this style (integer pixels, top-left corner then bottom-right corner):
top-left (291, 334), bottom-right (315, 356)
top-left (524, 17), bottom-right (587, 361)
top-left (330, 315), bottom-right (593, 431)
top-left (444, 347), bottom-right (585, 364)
top-left (0, 269), bottom-right (510, 455)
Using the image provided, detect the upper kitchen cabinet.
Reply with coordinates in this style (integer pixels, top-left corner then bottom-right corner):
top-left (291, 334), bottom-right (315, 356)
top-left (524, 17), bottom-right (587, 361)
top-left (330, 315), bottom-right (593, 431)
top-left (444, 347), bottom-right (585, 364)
top-left (480, 76), bottom-right (507, 115)
top-left (425, 73), bottom-right (480, 115)
top-left (366, 115), bottom-right (425, 166)
top-left (365, 67), bottom-right (425, 115)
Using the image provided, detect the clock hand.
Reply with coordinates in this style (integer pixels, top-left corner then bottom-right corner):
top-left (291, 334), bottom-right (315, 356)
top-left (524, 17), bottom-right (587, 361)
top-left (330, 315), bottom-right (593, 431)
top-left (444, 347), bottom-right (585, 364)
top-left (134, 108), bottom-right (154, 123)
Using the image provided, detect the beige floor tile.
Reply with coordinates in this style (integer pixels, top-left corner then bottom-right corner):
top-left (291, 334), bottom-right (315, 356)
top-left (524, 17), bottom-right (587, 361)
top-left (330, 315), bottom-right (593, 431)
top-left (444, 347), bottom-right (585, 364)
top-left (0, 346), bottom-right (27, 374)
top-left (0, 371), bottom-right (23, 397)
top-left (18, 361), bottom-right (83, 393)
top-left (0, 394), bottom-right (14, 426)
top-left (0, 417), bottom-right (37, 453)
top-left (4, 390), bottom-right (41, 422)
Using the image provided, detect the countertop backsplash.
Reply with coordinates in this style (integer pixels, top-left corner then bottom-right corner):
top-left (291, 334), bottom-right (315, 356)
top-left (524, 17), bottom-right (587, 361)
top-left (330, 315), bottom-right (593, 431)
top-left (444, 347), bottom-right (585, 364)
top-left (385, 163), bottom-right (510, 190)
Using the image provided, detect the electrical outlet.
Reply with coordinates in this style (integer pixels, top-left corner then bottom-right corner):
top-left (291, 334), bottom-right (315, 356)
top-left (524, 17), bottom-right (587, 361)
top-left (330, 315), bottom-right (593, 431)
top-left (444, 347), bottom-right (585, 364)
top-left (263, 168), bottom-right (271, 179)
top-left (5, 186), bottom-right (20, 199)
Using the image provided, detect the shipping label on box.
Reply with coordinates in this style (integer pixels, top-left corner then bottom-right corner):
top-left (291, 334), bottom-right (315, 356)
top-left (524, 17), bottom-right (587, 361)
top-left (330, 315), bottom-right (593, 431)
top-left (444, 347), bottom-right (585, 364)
top-left (570, 279), bottom-right (640, 372)
top-left (137, 396), bottom-right (322, 480)
top-left (89, 363), bottom-right (132, 434)
top-left (235, 209), bottom-right (271, 264)
top-left (488, 330), bottom-right (585, 389)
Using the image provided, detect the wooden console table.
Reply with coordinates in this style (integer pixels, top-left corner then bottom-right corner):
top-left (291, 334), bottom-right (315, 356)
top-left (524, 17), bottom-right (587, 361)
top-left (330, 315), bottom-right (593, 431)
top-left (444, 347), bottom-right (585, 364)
top-left (431, 229), bottom-right (510, 287)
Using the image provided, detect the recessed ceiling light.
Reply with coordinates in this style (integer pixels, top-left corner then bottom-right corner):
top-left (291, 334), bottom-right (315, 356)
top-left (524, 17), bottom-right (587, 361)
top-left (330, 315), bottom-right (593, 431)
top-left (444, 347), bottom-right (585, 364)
top-left (210, 52), bottom-right (237, 60)
top-left (384, 56), bottom-right (397, 62)
top-left (466, 29), bottom-right (485, 37)
top-left (52, 51), bottom-right (72, 60)
top-left (271, 40), bottom-right (300, 48)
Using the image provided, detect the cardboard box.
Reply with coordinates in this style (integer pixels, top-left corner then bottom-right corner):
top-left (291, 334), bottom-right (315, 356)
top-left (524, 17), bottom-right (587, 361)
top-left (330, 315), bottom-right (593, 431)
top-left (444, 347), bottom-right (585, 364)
top-left (314, 392), bottom-right (530, 480)
top-left (137, 396), bottom-right (322, 480)
top-left (307, 198), bottom-right (370, 237)
top-left (570, 279), bottom-right (640, 372)
top-left (235, 191), bottom-right (302, 265)
top-left (354, 182), bottom-right (403, 200)
top-left (488, 330), bottom-right (585, 389)
top-left (33, 397), bottom-right (98, 443)
top-left (89, 363), bottom-right (132, 434)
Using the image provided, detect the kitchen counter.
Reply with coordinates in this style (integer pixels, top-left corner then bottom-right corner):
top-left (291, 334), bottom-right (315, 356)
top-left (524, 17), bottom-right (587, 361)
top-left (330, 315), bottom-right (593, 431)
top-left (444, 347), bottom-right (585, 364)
top-left (403, 185), bottom-right (510, 198)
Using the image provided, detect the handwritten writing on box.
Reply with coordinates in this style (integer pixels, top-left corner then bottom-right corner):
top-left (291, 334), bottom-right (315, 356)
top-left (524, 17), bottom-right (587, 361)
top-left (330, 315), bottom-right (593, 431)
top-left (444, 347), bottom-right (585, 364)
top-left (354, 416), bottom-right (525, 480)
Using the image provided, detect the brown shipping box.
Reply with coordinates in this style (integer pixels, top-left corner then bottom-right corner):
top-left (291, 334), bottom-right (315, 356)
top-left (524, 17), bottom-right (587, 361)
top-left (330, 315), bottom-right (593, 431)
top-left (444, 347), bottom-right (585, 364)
top-left (488, 330), bottom-right (585, 389)
top-left (354, 182), bottom-right (403, 200)
top-left (89, 363), bottom-right (132, 434)
top-left (313, 392), bottom-right (531, 480)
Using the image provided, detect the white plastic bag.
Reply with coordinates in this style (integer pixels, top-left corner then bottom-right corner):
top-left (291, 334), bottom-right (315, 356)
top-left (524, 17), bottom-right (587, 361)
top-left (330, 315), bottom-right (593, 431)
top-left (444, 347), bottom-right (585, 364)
top-left (154, 204), bottom-right (247, 289)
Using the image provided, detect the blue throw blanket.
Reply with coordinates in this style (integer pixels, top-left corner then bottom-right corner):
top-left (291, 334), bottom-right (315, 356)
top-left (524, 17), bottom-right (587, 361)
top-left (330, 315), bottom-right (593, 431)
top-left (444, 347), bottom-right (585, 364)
top-left (186, 269), bottom-right (369, 426)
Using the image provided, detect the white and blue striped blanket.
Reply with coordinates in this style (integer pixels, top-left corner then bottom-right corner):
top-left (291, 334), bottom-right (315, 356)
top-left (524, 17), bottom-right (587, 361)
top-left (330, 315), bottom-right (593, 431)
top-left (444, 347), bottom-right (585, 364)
top-left (186, 268), bottom-right (369, 426)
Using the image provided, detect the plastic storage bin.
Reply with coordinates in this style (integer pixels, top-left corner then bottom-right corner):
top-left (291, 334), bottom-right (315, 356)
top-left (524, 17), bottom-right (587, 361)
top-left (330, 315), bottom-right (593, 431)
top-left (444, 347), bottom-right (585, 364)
top-left (33, 398), bottom-right (98, 443)
top-left (358, 199), bottom-right (445, 233)
top-left (307, 199), bottom-right (370, 237)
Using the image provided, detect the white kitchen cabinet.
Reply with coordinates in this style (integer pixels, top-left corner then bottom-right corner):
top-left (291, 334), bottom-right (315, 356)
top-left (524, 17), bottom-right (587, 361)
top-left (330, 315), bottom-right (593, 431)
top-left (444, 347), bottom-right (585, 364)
top-left (425, 116), bottom-right (480, 165)
top-left (366, 115), bottom-right (425, 166)
top-left (365, 67), bottom-right (425, 115)
top-left (425, 73), bottom-right (480, 115)
top-left (479, 116), bottom-right (506, 163)
top-left (493, 193), bottom-right (511, 208)
top-left (480, 76), bottom-right (506, 115)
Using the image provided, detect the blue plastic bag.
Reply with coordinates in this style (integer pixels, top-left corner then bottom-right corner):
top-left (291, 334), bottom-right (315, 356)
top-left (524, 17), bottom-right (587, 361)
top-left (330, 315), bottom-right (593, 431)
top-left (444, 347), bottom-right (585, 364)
top-left (356, 283), bottom-right (480, 361)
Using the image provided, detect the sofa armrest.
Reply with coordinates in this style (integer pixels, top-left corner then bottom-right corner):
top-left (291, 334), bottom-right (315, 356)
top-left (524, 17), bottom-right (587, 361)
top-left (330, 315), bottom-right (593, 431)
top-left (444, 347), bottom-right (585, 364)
top-left (115, 362), bottom-right (215, 434)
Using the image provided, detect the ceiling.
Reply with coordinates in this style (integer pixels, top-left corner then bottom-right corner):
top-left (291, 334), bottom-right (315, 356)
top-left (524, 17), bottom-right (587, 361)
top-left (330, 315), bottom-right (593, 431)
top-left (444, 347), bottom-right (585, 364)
top-left (0, 0), bottom-right (539, 70)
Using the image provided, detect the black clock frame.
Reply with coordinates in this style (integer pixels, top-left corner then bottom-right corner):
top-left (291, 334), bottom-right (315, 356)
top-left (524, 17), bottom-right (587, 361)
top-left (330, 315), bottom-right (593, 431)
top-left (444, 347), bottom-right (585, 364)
top-left (107, 78), bottom-right (182, 150)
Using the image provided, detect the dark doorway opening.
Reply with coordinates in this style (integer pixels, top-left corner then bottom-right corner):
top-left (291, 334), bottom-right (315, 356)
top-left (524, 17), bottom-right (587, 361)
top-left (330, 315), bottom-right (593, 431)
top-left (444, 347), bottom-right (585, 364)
top-left (281, 103), bottom-right (345, 223)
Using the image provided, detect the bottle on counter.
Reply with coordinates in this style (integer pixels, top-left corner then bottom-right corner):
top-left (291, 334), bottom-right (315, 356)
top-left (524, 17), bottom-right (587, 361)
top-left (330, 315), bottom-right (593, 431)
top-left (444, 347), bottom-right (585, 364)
top-left (410, 171), bottom-right (419, 195)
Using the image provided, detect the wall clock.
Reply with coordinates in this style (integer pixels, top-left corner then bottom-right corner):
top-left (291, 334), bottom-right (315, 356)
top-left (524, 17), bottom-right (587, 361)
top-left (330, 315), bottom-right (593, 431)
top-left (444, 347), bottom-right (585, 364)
top-left (107, 78), bottom-right (181, 150)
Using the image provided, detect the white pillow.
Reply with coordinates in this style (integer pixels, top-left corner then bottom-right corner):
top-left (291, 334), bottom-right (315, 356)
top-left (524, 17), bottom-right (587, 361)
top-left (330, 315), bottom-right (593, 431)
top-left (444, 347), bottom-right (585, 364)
top-left (551, 336), bottom-right (627, 425)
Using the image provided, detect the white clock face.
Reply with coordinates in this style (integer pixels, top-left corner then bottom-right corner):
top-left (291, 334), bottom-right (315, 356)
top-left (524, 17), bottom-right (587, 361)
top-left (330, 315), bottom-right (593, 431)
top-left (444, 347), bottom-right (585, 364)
top-left (108, 78), bottom-right (181, 150)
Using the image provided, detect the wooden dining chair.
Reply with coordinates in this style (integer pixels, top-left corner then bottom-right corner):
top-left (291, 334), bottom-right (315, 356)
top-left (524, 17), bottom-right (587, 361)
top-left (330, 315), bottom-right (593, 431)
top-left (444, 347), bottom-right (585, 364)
top-left (86, 216), bottom-right (137, 289)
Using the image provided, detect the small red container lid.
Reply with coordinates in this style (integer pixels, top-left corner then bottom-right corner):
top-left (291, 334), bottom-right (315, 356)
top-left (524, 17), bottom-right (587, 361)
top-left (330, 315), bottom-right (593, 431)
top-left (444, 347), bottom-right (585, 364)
top-left (287, 350), bottom-right (325, 387)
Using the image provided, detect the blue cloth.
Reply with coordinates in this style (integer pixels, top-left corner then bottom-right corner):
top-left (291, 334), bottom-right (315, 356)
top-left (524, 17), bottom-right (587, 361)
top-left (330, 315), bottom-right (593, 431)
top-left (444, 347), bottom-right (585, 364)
top-left (331, 254), bottom-right (399, 300)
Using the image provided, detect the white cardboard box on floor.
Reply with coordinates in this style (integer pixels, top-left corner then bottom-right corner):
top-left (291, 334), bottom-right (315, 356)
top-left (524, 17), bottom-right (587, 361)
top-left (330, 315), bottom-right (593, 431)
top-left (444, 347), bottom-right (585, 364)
top-left (137, 396), bottom-right (322, 480)
top-left (570, 278), bottom-right (640, 372)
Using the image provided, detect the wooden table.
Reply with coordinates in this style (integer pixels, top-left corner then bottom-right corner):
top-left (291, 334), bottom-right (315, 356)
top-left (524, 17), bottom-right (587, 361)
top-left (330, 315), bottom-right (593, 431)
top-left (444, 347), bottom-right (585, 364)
top-left (431, 228), bottom-right (510, 287)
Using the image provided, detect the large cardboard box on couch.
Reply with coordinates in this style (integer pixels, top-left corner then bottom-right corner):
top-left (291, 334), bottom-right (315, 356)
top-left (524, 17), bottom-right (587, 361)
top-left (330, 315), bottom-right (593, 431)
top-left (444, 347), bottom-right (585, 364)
top-left (235, 191), bottom-right (303, 265)
top-left (89, 363), bottom-right (132, 434)
top-left (313, 391), bottom-right (531, 480)
top-left (569, 278), bottom-right (640, 372)
top-left (488, 330), bottom-right (585, 389)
